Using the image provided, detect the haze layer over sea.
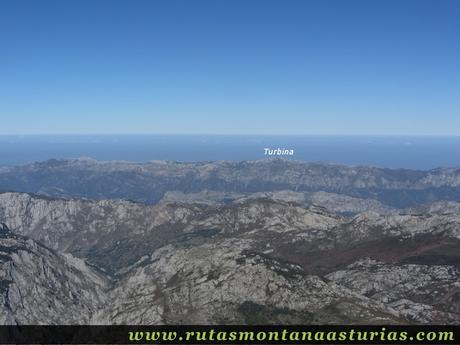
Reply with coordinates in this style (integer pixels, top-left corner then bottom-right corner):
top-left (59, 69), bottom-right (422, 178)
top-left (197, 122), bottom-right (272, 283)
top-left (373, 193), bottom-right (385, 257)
top-left (1, 135), bottom-right (460, 170)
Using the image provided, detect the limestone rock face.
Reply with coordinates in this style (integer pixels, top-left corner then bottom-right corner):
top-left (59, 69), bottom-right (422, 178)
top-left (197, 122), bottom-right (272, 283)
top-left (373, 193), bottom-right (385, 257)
top-left (326, 259), bottom-right (460, 324)
top-left (0, 188), bottom-right (459, 325)
top-left (97, 239), bottom-right (401, 325)
top-left (0, 232), bottom-right (108, 325)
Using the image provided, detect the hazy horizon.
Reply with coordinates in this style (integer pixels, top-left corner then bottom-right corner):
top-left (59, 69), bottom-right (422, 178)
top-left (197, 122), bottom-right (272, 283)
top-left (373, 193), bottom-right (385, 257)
top-left (2, 134), bottom-right (460, 170)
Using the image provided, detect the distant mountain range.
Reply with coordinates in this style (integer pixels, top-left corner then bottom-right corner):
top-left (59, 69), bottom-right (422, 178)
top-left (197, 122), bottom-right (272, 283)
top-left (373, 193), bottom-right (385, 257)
top-left (1, 158), bottom-right (460, 207)
top-left (0, 158), bottom-right (460, 324)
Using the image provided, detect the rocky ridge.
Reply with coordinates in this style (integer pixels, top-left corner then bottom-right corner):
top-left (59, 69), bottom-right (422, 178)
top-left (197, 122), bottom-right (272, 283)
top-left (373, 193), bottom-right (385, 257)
top-left (0, 191), bottom-right (459, 324)
top-left (0, 224), bottom-right (108, 324)
top-left (1, 158), bottom-right (460, 207)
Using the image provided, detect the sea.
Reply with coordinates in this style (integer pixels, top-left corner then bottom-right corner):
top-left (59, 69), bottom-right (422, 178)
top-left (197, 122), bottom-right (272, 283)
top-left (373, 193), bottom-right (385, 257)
top-left (1, 134), bottom-right (460, 170)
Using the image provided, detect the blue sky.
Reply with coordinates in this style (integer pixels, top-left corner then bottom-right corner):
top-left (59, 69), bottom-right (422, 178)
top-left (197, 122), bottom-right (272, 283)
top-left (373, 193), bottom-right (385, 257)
top-left (1, 0), bottom-right (459, 135)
